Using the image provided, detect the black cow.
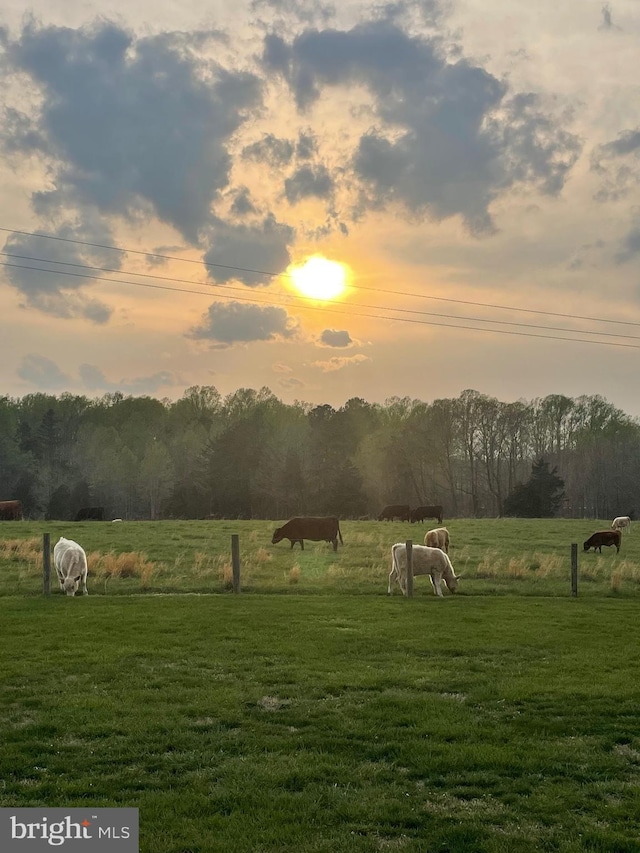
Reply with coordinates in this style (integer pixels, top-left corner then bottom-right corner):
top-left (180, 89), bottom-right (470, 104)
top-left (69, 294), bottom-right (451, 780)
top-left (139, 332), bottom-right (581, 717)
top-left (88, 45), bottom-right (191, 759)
top-left (410, 505), bottom-right (444, 524)
top-left (272, 517), bottom-right (343, 552)
top-left (378, 504), bottom-right (411, 522)
top-left (583, 530), bottom-right (621, 554)
top-left (74, 506), bottom-right (104, 522)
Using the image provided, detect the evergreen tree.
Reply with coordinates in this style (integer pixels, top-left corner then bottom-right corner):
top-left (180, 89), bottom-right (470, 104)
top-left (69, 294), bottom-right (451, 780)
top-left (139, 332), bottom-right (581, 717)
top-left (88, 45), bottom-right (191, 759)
top-left (503, 458), bottom-right (565, 517)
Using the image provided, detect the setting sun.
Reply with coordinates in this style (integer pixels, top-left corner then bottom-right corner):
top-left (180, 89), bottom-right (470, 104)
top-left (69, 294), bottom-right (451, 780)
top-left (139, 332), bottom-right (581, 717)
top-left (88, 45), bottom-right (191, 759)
top-left (289, 256), bottom-right (348, 300)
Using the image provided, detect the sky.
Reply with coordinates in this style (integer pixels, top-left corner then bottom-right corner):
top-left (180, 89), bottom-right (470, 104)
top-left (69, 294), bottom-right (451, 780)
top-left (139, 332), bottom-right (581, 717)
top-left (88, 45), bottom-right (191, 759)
top-left (1, 0), bottom-right (640, 415)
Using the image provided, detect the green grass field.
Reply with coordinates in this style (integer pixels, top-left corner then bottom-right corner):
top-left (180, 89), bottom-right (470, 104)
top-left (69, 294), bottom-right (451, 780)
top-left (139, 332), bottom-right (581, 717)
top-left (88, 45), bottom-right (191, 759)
top-left (1, 520), bottom-right (640, 851)
top-left (0, 517), bottom-right (639, 598)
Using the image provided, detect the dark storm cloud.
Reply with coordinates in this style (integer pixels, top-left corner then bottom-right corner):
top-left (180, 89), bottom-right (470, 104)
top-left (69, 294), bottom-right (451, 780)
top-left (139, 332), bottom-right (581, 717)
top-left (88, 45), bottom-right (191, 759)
top-left (202, 214), bottom-right (295, 286)
top-left (1, 20), bottom-right (262, 242)
top-left (319, 329), bottom-right (352, 347)
top-left (263, 20), bottom-right (581, 231)
top-left (188, 301), bottom-right (298, 345)
top-left (592, 128), bottom-right (640, 201)
top-left (2, 219), bottom-right (115, 322)
top-left (284, 164), bottom-right (334, 203)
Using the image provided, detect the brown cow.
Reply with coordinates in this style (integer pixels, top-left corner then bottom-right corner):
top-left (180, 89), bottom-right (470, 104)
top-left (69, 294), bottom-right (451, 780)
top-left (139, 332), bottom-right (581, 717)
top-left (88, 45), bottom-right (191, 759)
top-left (410, 505), bottom-right (444, 524)
top-left (424, 527), bottom-right (450, 554)
top-left (272, 517), bottom-right (344, 552)
top-left (378, 504), bottom-right (410, 522)
top-left (0, 500), bottom-right (23, 520)
top-left (583, 530), bottom-right (621, 554)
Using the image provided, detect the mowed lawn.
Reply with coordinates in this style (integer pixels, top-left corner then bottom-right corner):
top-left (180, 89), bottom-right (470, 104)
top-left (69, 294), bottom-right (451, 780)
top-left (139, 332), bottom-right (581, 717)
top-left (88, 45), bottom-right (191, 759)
top-left (2, 594), bottom-right (640, 851)
top-left (1, 519), bottom-right (640, 851)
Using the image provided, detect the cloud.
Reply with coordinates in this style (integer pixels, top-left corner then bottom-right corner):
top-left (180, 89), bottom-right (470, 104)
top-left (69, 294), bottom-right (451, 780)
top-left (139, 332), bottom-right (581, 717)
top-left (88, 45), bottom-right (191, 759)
top-left (79, 364), bottom-right (175, 394)
top-left (615, 224), bottom-right (640, 264)
top-left (311, 354), bottom-right (370, 371)
top-left (242, 134), bottom-right (295, 167)
top-left (17, 356), bottom-right (176, 393)
top-left (263, 20), bottom-right (581, 232)
top-left (278, 376), bottom-right (305, 389)
top-left (599, 3), bottom-right (620, 31)
top-left (319, 329), bottom-right (353, 347)
top-left (592, 128), bottom-right (640, 201)
top-left (251, 0), bottom-right (336, 26)
top-left (18, 354), bottom-right (71, 389)
top-left (202, 214), bottom-right (295, 285)
top-left (2, 219), bottom-right (114, 322)
top-left (1, 20), bottom-right (262, 242)
top-left (284, 164), bottom-right (334, 204)
top-left (272, 362), bottom-right (294, 372)
top-left (188, 301), bottom-right (298, 345)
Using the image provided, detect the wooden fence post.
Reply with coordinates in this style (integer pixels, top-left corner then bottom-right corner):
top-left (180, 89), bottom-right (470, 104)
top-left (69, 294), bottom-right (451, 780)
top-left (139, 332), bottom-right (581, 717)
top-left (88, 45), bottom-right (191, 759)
top-left (405, 539), bottom-right (414, 598)
top-left (571, 543), bottom-right (578, 597)
top-left (231, 534), bottom-right (241, 594)
top-left (42, 532), bottom-right (51, 597)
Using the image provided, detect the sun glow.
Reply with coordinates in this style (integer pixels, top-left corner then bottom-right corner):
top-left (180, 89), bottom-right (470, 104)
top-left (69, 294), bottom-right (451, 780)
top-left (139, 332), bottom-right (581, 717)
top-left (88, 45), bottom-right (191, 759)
top-left (290, 256), bottom-right (348, 300)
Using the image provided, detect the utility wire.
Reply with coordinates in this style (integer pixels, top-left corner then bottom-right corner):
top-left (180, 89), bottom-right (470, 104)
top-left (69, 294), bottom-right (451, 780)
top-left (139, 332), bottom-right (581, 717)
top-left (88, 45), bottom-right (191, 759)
top-left (3, 259), bottom-right (640, 350)
top-left (2, 252), bottom-right (640, 343)
top-left (1, 225), bottom-right (639, 329)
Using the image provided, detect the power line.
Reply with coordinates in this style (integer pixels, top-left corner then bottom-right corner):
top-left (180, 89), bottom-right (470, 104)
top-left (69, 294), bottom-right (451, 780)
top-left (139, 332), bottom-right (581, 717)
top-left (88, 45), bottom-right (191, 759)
top-left (3, 259), bottom-right (640, 350)
top-left (3, 251), bottom-right (640, 343)
top-left (1, 224), bottom-right (639, 329)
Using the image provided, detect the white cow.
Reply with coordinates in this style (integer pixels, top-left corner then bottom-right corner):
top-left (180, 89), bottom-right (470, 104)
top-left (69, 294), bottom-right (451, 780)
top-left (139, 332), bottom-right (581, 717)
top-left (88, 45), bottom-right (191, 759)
top-left (53, 537), bottom-right (89, 596)
top-left (424, 526), bottom-right (450, 554)
top-left (612, 516), bottom-right (631, 533)
top-left (388, 542), bottom-right (461, 597)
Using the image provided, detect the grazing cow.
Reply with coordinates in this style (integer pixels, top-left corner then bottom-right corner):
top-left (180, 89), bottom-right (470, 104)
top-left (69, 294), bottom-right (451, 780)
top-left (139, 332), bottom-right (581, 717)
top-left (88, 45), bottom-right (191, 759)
top-left (612, 516), bottom-right (631, 533)
top-left (388, 543), bottom-right (461, 597)
top-left (583, 530), bottom-right (621, 554)
top-left (378, 504), bottom-right (411, 522)
top-left (0, 499), bottom-right (23, 520)
top-left (53, 537), bottom-right (89, 596)
top-left (424, 527), bottom-right (450, 554)
top-left (410, 505), bottom-right (444, 524)
top-left (272, 517), bottom-right (344, 552)
top-left (74, 506), bottom-right (104, 522)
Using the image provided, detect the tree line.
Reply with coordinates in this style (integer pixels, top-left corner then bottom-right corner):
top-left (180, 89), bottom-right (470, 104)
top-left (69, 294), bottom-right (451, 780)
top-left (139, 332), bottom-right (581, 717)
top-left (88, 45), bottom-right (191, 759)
top-left (0, 386), bottom-right (637, 521)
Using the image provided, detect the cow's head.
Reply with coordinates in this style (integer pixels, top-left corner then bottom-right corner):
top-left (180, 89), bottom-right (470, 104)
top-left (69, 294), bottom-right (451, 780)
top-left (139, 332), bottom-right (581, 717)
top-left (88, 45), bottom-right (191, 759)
top-left (583, 541), bottom-right (590, 551)
top-left (63, 575), bottom-right (82, 596)
top-left (445, 573), bottom-right (462, 593)
top-left (271, 528), bottom-right (283, 545)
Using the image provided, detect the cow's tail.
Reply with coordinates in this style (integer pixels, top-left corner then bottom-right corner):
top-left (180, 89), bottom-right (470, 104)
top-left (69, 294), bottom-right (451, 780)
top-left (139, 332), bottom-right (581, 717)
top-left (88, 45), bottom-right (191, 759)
top-left (337, 521), bottom-right (343, 545)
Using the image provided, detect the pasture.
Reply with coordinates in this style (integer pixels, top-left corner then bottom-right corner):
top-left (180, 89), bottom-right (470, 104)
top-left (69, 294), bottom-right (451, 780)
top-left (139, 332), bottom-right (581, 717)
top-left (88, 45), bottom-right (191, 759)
top-left (1, 519), bottom-right (640, 851)
top-left (0, 517), bottom-right (639, 598)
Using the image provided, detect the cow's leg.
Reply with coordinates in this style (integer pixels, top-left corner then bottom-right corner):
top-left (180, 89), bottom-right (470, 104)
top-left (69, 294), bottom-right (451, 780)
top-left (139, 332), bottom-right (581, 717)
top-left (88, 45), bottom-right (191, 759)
top-left (81, 573), bottom-right (88, 595)
top-left (55, 568), bottom-right (65, 591)
top-left (432, 573), bottom-right (444, 597)
top-left (332, 538), bottom-right (338, 552)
